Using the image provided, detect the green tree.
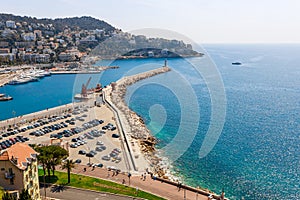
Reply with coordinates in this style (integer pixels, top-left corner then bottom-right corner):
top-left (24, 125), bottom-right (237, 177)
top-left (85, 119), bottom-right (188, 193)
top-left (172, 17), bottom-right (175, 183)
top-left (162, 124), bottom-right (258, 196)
top-left (1, 192), bottom-right (16, 200)
top-left (50, 145), bottom-right (68, 176)
top-left (61, 159), bottom-right (76, 183)
top-left (18, 189), bottom-right (32, 200)
top-left (35, 145), bottom-right (68, 176)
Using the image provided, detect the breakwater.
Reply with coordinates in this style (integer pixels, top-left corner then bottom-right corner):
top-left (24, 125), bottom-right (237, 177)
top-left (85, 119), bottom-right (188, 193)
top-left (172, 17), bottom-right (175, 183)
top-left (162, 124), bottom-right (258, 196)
top-left (103, 66), bottom-right (172, 174)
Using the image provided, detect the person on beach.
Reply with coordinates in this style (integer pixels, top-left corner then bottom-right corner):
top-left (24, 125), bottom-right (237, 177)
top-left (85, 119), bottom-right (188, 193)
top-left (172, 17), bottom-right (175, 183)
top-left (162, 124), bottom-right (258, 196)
top-left (122, 179), bottom-right (125, 184)
top-left (83, 167), bottom-right (86, 172)
top-left (143, 173), bottom-right (146, 181)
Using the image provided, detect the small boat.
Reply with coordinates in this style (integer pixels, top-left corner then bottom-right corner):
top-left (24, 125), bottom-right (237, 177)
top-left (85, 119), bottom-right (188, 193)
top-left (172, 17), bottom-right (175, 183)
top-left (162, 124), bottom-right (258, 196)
top-left (232, 62), bottom-right (242, 65)
top-left (8, 78), bottom-right (30, 85)
top-left (74, 94), bottom-right (93, 101)
top-left (0, 95), bottom-right (13, 101)
top-left (39, 70), bottom-right (51, 76)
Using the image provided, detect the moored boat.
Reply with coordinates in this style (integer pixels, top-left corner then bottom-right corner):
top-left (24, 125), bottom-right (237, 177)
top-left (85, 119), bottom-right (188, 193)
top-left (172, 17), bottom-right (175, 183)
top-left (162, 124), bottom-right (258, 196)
top-left (0, 95), bottom-right (13, 101)
top-left (232, 62), bottom-right (242, 65)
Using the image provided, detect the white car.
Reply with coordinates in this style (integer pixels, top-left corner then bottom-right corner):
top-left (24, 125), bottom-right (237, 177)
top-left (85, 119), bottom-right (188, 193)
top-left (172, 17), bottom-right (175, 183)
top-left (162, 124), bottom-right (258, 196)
top-left (70, 143), bottom-right (78, 148)
top-left (95, 146), bottom-right (106, 151)
top-left (102, 155), bottom-right (110, 161)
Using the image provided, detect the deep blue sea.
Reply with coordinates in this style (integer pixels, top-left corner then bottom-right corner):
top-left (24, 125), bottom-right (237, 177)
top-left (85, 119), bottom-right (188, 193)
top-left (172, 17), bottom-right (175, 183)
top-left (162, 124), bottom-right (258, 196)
top-left (0, 45), bottom-right (299, 199)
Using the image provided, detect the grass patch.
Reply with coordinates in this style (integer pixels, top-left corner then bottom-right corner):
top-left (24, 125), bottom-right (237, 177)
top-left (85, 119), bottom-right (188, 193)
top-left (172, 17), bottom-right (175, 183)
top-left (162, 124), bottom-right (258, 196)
top-left (39, 169), bottom-right (165, 200)
top-left (0, 186), bottom-right (4, 199)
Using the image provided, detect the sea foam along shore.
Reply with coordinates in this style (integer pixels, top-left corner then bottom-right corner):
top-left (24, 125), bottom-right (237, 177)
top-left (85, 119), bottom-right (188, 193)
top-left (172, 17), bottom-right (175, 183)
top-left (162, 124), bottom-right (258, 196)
top-left (103, 66), bottom-right (172, 176)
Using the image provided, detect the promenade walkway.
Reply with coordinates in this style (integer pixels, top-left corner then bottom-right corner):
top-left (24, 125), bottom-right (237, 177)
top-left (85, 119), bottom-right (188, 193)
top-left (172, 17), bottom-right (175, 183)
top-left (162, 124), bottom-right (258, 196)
top-left (67, 165), bottom-right (210, 200)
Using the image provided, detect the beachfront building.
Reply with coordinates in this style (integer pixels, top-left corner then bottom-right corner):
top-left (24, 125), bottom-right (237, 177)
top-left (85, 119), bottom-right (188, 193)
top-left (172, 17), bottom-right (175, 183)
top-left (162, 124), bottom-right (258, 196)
top-left (0, 143), bottom-right (41, 199)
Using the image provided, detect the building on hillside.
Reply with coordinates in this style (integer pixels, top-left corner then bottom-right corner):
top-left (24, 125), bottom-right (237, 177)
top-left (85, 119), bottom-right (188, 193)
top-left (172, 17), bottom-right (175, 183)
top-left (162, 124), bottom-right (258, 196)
top-left (6, 21), bottom-right (16, 29)
top-left (0, 53), bottom-right (16, 62)
top-left (0, 143), bottom-right (41, 200)
top-left (0, 48), bottom-right (10, 54)
top-left (0, 42), bottom-right (9, 48)
top-left (22, 33), bottom-right (36, 41)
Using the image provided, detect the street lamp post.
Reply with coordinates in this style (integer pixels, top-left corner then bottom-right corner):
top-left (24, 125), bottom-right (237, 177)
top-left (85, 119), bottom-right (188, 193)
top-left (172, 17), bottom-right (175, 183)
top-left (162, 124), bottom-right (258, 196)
top-left (128, 172), bottom-right (131, 186)
top-left (12, 110), bottom-right (16, 127)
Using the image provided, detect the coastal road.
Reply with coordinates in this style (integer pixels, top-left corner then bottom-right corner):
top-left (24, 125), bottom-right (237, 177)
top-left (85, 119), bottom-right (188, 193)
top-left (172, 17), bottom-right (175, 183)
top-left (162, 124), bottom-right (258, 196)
top-left (40, 185), bottom-right (141, 200)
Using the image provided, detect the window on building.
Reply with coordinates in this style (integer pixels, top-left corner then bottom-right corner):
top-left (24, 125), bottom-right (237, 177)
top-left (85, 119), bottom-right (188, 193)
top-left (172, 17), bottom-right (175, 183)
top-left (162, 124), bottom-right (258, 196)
top-left (9, 168), bottom-right (14, 185)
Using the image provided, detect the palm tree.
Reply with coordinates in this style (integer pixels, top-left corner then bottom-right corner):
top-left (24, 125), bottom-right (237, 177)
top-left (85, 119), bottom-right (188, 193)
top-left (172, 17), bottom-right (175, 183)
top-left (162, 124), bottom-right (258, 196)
top-left (61, 159), bottom-right (75, 183)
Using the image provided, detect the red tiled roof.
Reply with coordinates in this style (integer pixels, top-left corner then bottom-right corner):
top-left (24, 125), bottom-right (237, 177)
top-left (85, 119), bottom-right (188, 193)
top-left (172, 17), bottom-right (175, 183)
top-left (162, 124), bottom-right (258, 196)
top-left (0, 143), bottom-right (37, 170)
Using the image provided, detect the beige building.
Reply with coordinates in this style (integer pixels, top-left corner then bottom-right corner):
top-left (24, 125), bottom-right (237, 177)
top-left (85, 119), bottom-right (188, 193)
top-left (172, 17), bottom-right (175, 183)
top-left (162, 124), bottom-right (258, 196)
top-left (0, 143), bottom-right (41, 199)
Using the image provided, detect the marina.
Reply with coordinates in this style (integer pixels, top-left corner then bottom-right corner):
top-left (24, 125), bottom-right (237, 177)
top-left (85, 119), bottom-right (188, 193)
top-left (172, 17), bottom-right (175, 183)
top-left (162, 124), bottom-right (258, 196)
top-left (8, 69), bottom-right (51, 85)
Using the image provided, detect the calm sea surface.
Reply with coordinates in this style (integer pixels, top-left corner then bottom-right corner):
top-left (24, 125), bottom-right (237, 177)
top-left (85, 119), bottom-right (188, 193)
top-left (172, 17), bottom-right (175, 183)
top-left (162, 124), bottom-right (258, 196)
top-left (0, 45), bottom-right (299, 199)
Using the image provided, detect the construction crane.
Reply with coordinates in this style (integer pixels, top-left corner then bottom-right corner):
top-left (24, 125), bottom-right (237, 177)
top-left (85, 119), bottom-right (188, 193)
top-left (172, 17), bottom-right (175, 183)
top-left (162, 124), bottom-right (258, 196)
top-left (81, 77), bottom-right (92, 97)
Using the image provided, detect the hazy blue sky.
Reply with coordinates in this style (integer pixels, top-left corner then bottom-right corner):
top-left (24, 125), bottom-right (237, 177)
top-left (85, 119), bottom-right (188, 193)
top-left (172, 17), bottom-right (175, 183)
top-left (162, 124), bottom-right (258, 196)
top-left (1, 0), bottom-right (300, 43)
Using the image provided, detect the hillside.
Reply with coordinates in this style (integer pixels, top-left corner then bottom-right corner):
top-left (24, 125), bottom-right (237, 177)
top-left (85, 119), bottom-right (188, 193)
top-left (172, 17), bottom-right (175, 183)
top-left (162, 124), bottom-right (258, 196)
top-left (0, 14), bottom-right (115, 32)
top-left (91, 33), bottom-right (203, 59)
top-left (0, 13), bottom-right (202, 65)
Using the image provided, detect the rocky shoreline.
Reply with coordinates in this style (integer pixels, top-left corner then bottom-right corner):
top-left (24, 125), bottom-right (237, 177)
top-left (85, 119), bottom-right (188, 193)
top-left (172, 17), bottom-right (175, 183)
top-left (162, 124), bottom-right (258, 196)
top-left (104, 66), bottom-right (227, 199)
top-left (108, 66), bottom-right (171, 177)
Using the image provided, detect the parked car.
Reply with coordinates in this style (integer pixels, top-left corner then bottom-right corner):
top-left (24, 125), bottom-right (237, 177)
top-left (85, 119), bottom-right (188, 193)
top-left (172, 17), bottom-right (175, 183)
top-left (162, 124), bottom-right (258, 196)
top-left (112, 134), bottom-right (120, 138)
top-left (78, 150), bottom-right (86, 155)
top-left (86, 153), bottom-right (94, 157)
top-left (95, 146), bottom-right (105, 152)
top-left (102, 155), bottom-right (110, 161)
top-left (95, 163), bottom-right (103, 168)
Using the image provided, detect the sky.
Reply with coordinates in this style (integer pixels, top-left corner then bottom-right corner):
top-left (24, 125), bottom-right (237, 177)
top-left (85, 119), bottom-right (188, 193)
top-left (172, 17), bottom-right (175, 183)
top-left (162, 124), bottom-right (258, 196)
top-left (1, 0), bottom-right (300, 43)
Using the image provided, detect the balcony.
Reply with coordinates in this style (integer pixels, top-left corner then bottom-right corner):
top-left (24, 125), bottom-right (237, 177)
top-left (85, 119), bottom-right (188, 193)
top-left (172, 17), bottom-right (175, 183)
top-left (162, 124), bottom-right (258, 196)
top-left (4, 172), bottom-right (15, 179)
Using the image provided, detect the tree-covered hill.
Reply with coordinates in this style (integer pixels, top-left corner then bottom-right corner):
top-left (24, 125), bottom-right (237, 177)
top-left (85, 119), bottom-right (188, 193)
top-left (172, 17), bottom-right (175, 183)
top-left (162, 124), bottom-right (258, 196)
top-left (0, 14), bottom-right (115, 32)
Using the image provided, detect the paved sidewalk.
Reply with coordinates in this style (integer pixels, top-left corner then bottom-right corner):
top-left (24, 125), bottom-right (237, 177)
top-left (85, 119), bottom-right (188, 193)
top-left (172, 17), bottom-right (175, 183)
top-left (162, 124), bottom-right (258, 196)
top-left (66, 164), bottom-right (209, 200)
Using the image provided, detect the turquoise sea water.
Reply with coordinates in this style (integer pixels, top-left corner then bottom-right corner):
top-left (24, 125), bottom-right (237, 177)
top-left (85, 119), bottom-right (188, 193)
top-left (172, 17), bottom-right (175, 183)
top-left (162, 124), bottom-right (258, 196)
top-left (0, 45), bottom-right (299, 199)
